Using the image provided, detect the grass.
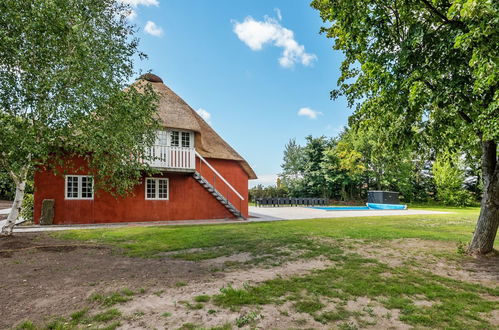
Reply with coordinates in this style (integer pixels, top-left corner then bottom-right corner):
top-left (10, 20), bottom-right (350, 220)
top-left (48, 206), bottom-right (499, 328)
top-left (194, 294), bottom-right (211, 302)
top-left (235, 311), bottom-right (261, 327)
top-left (89, 289), bottom-right (134, 306)
top-left (52, 206), bottom-right (491, 259)
top-left (212, 253), bottom-right (498, 328)
top-left (18, 308), bottom-right (122, 330)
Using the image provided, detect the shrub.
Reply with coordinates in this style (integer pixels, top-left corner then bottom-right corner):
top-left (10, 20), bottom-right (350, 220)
top-left (433, 153), bottom-right (476, 207)
top-left (0, 170), bottom-right (15, 200)
top-left (20, 193), bottom-right (34, 223)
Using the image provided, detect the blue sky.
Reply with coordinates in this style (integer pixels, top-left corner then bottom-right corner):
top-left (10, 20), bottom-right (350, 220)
top-left (125, 0), bottom-right (350, 187)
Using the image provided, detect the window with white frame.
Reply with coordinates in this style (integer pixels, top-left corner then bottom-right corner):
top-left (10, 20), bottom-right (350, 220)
top-left (181, 132), bottom-right (191, 147)
top-left (156, 130), bottom-right (168, 145)
top-left (65, 175), bottom-right (93, 199)
top-left (145, 178), bottom-right (169, 200)
top-left (170, 131), bottom-right (179, 147)
top-left (164, 130), bottom-right (193, 148)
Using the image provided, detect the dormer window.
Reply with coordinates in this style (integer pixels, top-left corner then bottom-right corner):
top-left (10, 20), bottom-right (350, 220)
top-left (170, 131), bottom-right (179, 147)
top-left (155, 129), bottom-right (194, 148)
top-left (181, 132), bottom-right (191, 147)
top-left (156, 130), bottom-right (168, 145)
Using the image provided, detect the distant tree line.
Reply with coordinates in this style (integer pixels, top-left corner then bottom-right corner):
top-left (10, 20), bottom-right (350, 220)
top-left (250, 126), bottom-right (481, 206)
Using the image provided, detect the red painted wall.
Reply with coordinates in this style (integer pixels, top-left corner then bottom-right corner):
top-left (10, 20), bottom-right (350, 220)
top-left (33, 156), bottom-right (249, 225)
top-left (197, 158), bottom-right (250, 218)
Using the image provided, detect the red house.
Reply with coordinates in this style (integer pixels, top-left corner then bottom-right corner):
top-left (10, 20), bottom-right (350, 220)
top-left (33, 74), bottom-right (257, 225)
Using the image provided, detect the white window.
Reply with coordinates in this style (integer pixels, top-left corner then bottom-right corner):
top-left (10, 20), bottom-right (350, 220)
top-left (166, 130), bottom-right (193, 148)
top-left (170, 131), bottom-right (179, 147)
top-left (181, 132), bottom-right (191, 147)
top-left (65, 175), bottom-right (93, 200)
top-left (155, 130), bottom-right (168, 145)
top-left (145, 178), bottom-right (169, 200)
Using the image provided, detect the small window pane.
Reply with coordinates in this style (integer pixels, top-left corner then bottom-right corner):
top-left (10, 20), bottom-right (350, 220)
top-left (66, 176), bottom-right (79, 198)
top-left (156, 130), bottom-right (168, 145)
top-left (181, 132), bottom-right (190, 148)
top-left (81, 177), bottom-right (93, 198)
top-left (170, 131), bottom-right (179, 147)
top-left (146, 178), bottom-right (156, 199)
top-left (158, 179), bottom-right (168, 199)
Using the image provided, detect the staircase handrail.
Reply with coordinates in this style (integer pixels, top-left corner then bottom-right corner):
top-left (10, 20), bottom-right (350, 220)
top-left (195, 151), bottom-right (244, 201)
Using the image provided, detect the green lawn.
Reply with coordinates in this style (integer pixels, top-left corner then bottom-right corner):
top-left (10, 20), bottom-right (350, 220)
top-left (54, 206), bottom-right (489, 258)
top-left (48, 206), bottom-right (499, 329)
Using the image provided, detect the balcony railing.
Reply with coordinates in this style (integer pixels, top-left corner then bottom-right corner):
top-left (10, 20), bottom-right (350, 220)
top-left (145, 145), bottom-right (195, 170)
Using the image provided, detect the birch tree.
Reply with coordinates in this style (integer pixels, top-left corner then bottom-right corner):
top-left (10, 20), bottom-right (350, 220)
top-left (0, 0), bottom-right (158, 235)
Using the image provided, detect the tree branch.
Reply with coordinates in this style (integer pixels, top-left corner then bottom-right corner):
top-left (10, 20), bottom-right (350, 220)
top-left (457, 110), bottom-right (473, 125)
top-left (419, 0), bottom-right (466, 30)
top-left (420, 79), bottom-right (484, 138)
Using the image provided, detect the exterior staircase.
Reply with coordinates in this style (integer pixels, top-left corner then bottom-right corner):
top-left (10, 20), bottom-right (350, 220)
top-left (192, 171), bottom-right (245, 219)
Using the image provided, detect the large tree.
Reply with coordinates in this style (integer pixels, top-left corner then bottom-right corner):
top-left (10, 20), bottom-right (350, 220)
top-left (312, 0), bottom-right (498, 254)
top-left (279, 139), bottom-right (306, 196)
top-left (0, 0), bottom-right (158, 235)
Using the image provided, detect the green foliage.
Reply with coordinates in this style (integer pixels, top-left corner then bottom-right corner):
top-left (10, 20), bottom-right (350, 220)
top-left (235, 311), bottom-right (261, 328)
top-left (311, 0), bottom-right (498, 144)
top-left (15, 321), bottom-right (36, 330)
top-left (249, 184), bottom-right (289, 201)
top-left (0, 168), bottom-right (15, 200)
top-left (279, 136), bottom-right (338, 198)
top-left (16, 306), bottom-right (121, 330)
top-left (0, 0), bottom-right (159, 207)
top-left (314, 306), bottom-right (352, 324)
top-left (456, 241), bottom-right (468, 255)
top-left (69, 308), bottom-right (88, 323)
top-left (89, 290), bottom-right (134, 306)
top-left (293, 300), bottom-right (325, 313)
top-left (236, 311), bottom-right (261, 328)
top-left (194, 295), bottom-right (211, 303)
top-left (91, 309), bottom-right (121, 322)
top-left (311, 0), bottom-right (498, 245)
top-left (20, 193), bottom-right (34, 223)
top-left (277, 128), bottom-right (443, 202)
top-left (433, 153), bottom-right (475, 206)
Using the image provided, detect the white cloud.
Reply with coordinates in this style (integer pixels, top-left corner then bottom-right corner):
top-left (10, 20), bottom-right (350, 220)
top-left (196, 108), bottom-right (211, 123)
top-left (232, 15), bottom-right (317, 68)
top-left (297, 107), bottom-right (322, 119)
top-left (249, 174), bottom-right (278, 188)
top-left (144, 21), bottom-right (164, 37)
top-left (120, 0), bottom-right (159, 7)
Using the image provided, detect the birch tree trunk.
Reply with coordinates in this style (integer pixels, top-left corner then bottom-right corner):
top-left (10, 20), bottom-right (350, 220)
top-left (0, 168), bottom-right (28, 236)
top-left (468, 140), bottom-right (499, 254)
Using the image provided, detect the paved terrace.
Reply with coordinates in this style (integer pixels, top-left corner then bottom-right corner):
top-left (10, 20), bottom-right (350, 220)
top-left (0, 204), bottom-right (450, 233)
top-left (248, 206), bottom-right (449, 221)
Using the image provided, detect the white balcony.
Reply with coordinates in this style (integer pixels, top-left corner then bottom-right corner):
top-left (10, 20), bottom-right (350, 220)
top-left (145, 145), bottom-right (196, 171)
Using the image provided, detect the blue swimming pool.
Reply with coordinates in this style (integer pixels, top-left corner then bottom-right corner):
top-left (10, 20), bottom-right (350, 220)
top-left (311, 206), bottom-right (370, 211)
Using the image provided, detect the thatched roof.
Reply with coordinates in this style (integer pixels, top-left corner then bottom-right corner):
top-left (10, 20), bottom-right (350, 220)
top-left (134, 74), bottom-right (257, 179)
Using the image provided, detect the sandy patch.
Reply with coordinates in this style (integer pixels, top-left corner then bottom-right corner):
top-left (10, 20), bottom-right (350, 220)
top-left (118, 258), bottom-right (332, 329)
top-left (345, 238), bottom-right (499, 288)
